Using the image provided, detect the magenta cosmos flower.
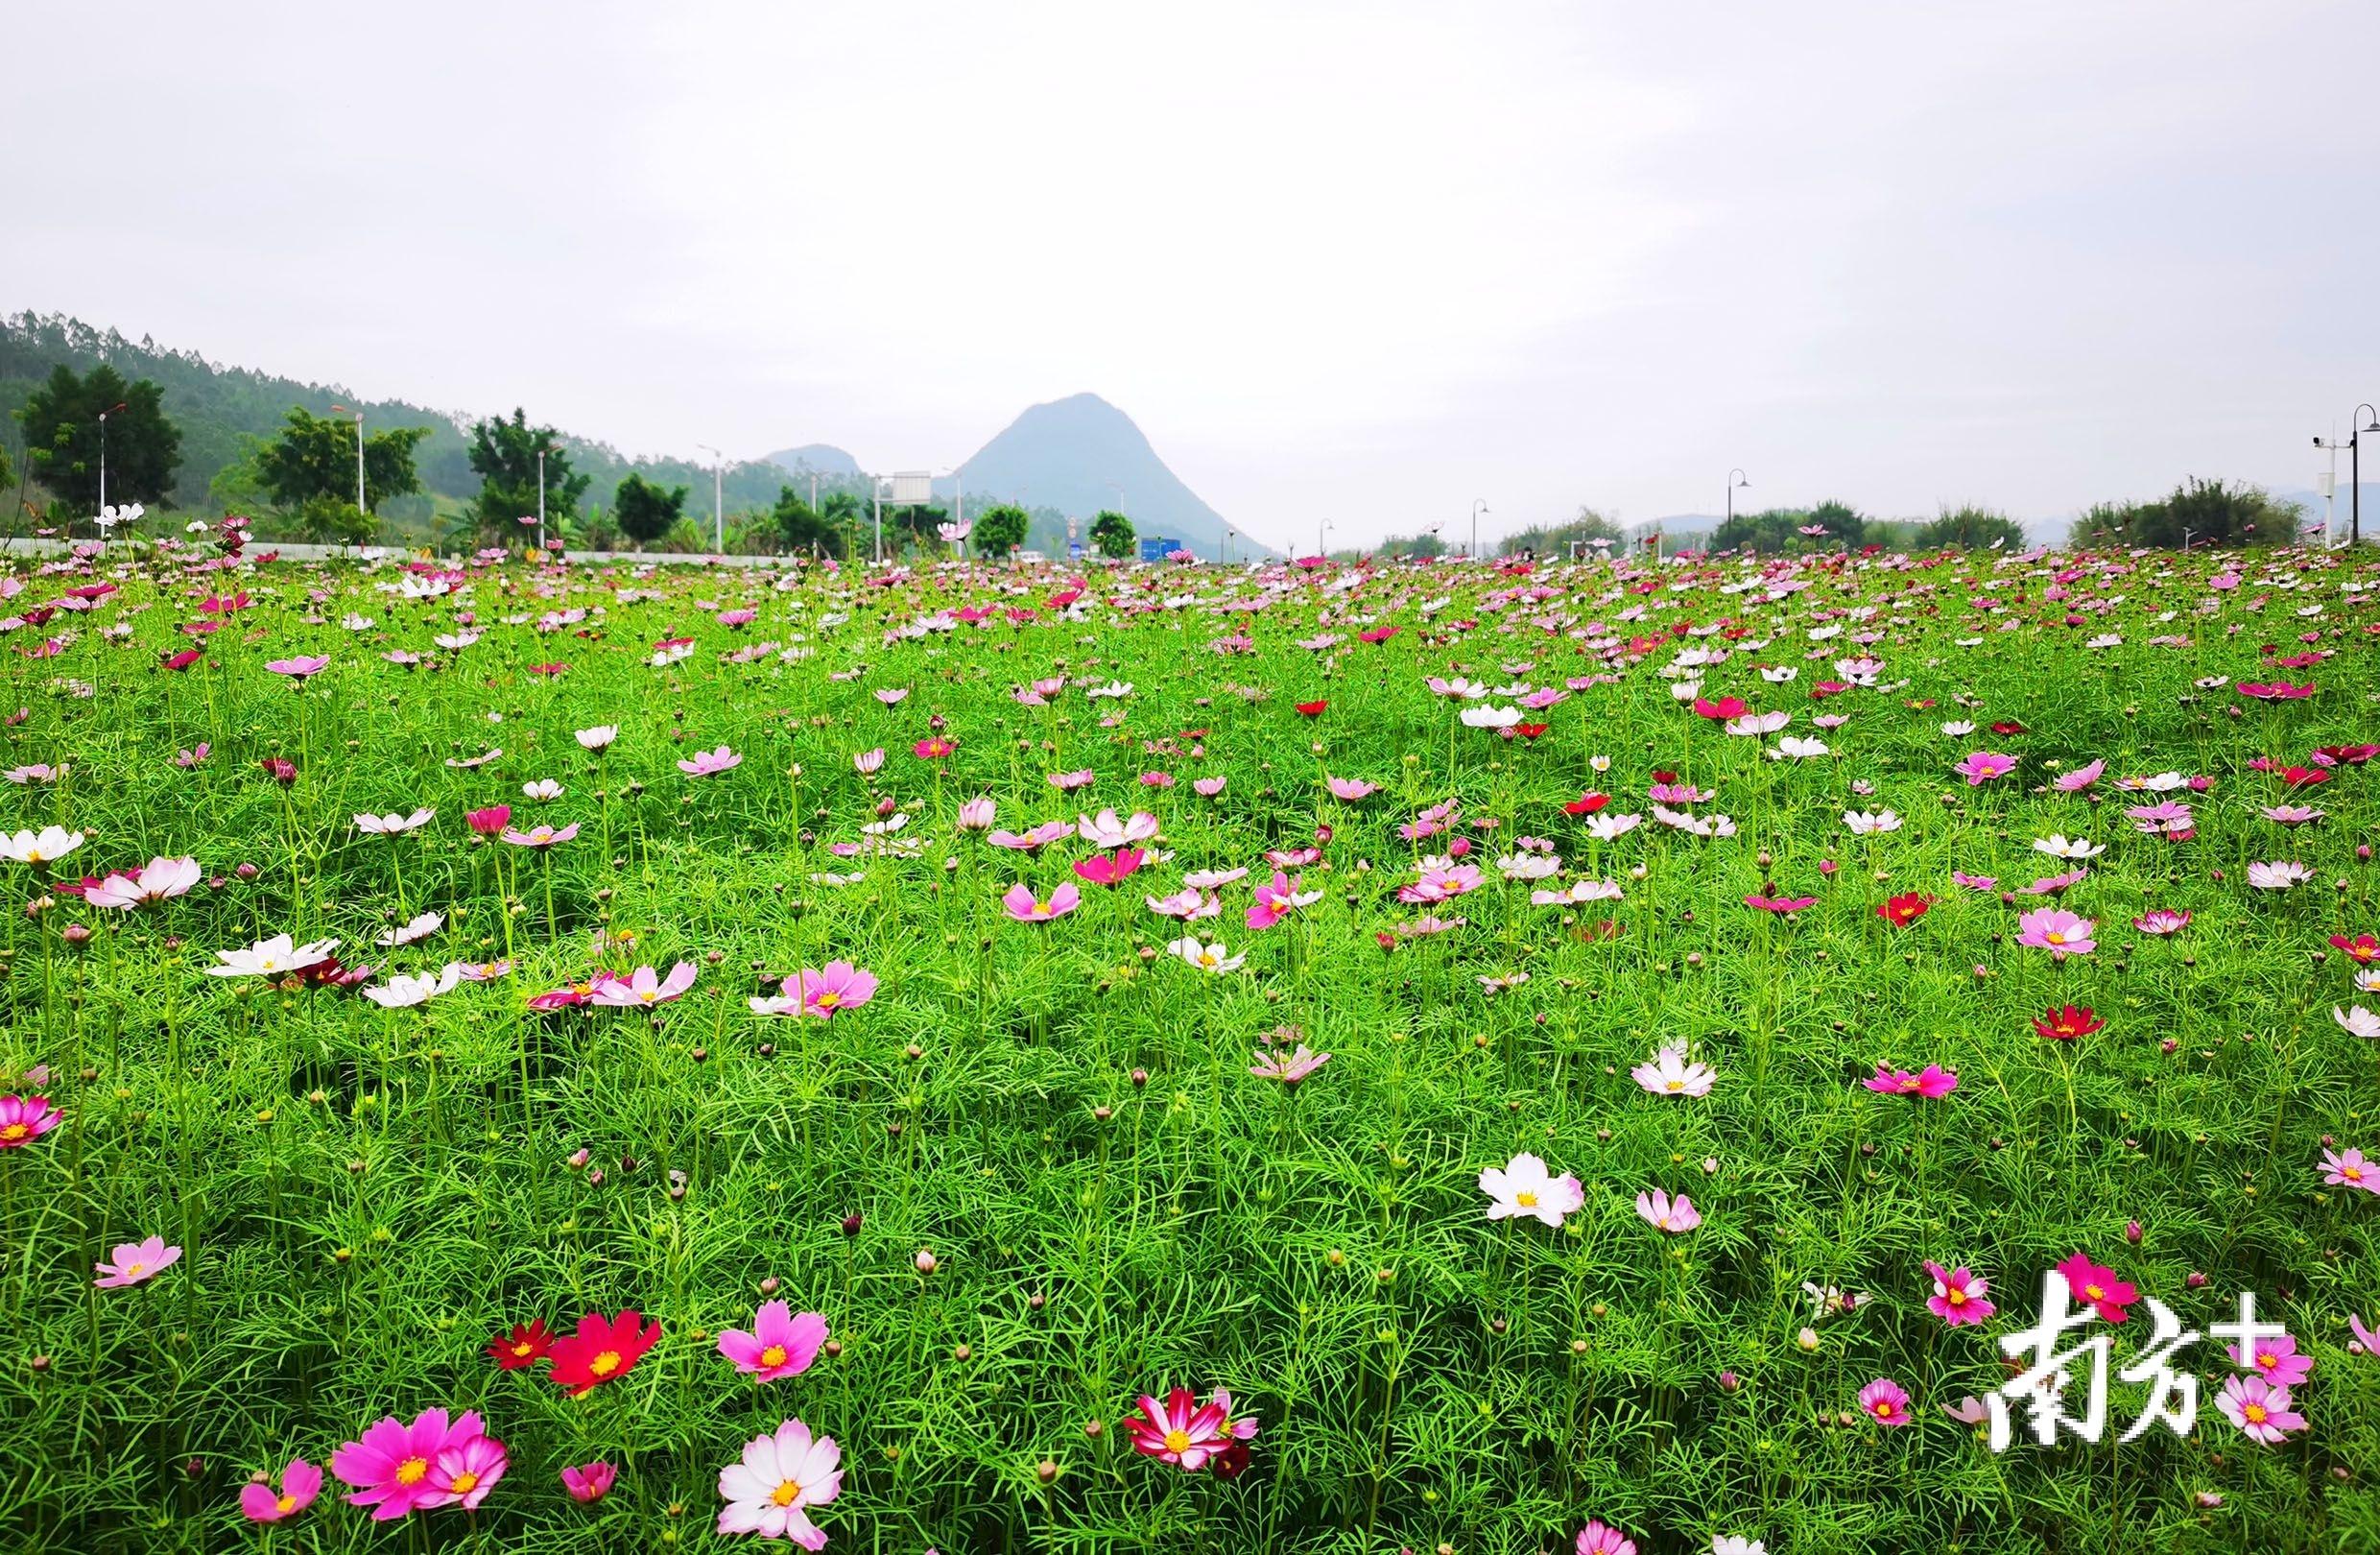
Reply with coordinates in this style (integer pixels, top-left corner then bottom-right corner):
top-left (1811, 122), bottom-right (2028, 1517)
top-left (332, 1408), bottom-right (486, 1520)
top-left (0, 1093), bottom-right (62, 1148)
top-left (240, 1458), bottom-right (323, 1523)
top-left (1636, 1188), bottom-right (1702, 1233)
top-left (1575, 1521), bottom-right (1638, 1555)
top-left (427, 1429), bottom-right (509, 1512)
top-left (2015, 907), bottom-right (2095, 957)
top-left (1001, 881), bottom-right (1081, 921)
top-left (2132, 909), bottom-right (2191, 935)
top-left (2321, 1147), bottom-right (2377, 1195)
top-left (1859, 1377), bottom-right (1913, 1426)
top-left (1923, 1261), bottom-right (1994, 1326)
top-left (717, 1417), bottom-right (842, 1545)
top-left (1479, 1153), bottom-right (1584, 1227)
top-left (1121, 1387), bottom-right (1258, 1472)
top-left (2217, 1375), bottom-right (2304, 1444)
top-left (560, 1460), bottom-right (616, 1503)
top-left (678, 745), bottom-right (742, 778)
top-left (1865, 1063), bottom-right (1958, 1098)
top-left (1247, 871), bottom-right (1320, 929)
top-left (717, 1301), bottom-right (829, 1382)
top-left (1955, 750), bottom-right (2017, 785)
top-left (591, 962), bottom-right (698, 1008)
top-left (94, 1234), bottom-right (181, 1288)
top-left (2228, 1330), bottom-right (2314, 1387)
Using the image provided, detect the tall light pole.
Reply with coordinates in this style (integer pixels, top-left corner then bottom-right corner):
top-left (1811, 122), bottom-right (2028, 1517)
top-left (2316, 404), bottom-right (2379, 548)
top-left (330, 404), bottom-right (367, 520)
top-left (1470, 499), bottom-right (1488, 561)
top-left (536, 443), bottom-right (560, 554)
top-left (698, 443), bottom-right (726, 553)
top-left (96, 399), bottom-right (128, 520)
top-left (1727, 468), bottom-right (1749, 531)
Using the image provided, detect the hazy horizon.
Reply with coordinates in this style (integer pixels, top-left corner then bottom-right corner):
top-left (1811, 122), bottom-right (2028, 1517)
top-left (11, 1), bottom-right (2377, 553)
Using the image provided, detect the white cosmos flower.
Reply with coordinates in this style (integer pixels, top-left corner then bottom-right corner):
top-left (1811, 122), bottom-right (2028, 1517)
top-left (2031, 834), bottom-right (2105, 859)
top-left (1531, 877), bottom-right (1623, 905)
top-left (1771, 736), bottom-right (1830, 759)
top-left (522, 779), bottom-right (564, 801)
top-left (1497, 853), bottom-right (1561, 881)
top-left (1725, 710), bottom-right (1790, 736)
top-left (85, 856), bottom-right (202, 908)
top-left (207, 933), bottom-right (340, 978)
top-left (1168, 937), bottom-right (1245, 973)
top-left (0, 826), bottom-right (85, 866)
top-left (1940, 720), bottom-right (1976, 736)
top-left (1584, 812), bottom-right (1642, 841)
top-left (1084, 680), bottom-right (1134, 699)
top-left (576, 725), bottom-right (619, 751)
top-left (364, 963), bottom-right (465, 1009)
top-left (376, 911), bottom-right (444, 947)
top-left (1460, 704), bottom-right (1522, 729)
top-left (2336, 1004), bottom-right (2380, 1040)
top-left (354, 808), bottom-right (435, 835)
top-left (1478, 1152), bottom-right (1583, 1227)
top-left (1078, 808), bottom-right (1160, 848)
top-left (1631, 1046), bottom-right (1717, 1097)
top-left (1760, 666), bottom-right (1798, 682)
top-left (1843, 810), bottom-right (1902, 834)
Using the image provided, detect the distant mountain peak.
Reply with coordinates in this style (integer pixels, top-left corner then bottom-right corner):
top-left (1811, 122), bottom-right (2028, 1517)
top-left (764, 443), bottom-right (861, 477)
top-left (954, 395), bottom-right (1251, 558)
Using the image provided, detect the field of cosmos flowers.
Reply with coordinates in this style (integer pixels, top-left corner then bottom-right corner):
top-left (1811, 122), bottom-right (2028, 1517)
top-left (3, 528), bottom-right (2378, 1555)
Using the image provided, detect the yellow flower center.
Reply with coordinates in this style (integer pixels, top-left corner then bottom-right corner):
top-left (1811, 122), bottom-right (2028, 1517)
top-left (2345, 1165), bottom-right (2364, 1182)
top-left (1515, 1190), bottom-right (1538, 1208)
top-left (2082, 1283), bottom-right (2105, 1301)
top-left (448, 1471), bottom-right (479, 1495)
top-left (2045, 931), bottom-right (2066, 945)
top-left (512, 1341), bottom-right (535, 1358)
top-left (772, 1479), bottom-right (803, 1508)
top-left (396, 1457), bottom-right (429, 1486)
top-left (1665, 1078), bottom-right (1684, 1091)
top-left (816, 992), bottom-right (840, 1008)
top-left (2256, 1352), bottom-right (2277, 1369)
top-left (275, 1495), bottom-right (297, 1514)
top-left (1162, 1429), bottom-right (1192, 1454)
top-left (2243, 1403), bottom-right (2268, 1424)
top-left (123, 1262), bottom-right (145, 1279)
top-left (760, 1345), bottom-right (787, 1369)
top-left (1947, 1288), bottom-right (1966, 1304)
top-left (589, 1351), bottom-right (621, 1376)
top-left (1873, 1400), bottom-right (1894, 1418)
top-left (1, 1124), bottom-right (27, 1141)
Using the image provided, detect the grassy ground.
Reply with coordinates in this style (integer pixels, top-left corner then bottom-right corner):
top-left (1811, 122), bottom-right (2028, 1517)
top-left (2, 540), bottom-right (2376, 1553)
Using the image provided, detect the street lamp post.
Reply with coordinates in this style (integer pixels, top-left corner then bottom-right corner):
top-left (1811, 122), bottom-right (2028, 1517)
top-left (96, 399), bottom-right (128, 521)
top-left (1470, 499), bottom-right (1488, 560)
top-left (698, 443), bottom-right (726, 554)
top-left (536, 443), bottom-right (560, 554)
top-left (2314, 405), bottom-right (2379, 548)
top-left (1727, 468), bottom-right (1749, 531)
top-left (330, 404), bottom-right (367, 522)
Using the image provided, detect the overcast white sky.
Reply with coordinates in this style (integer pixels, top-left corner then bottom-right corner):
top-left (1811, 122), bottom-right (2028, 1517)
top-left (10, 1), bottom-right (2376, 550)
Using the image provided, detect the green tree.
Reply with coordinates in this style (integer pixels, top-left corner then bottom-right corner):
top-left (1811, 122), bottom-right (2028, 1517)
top-left (1500, 506), bottom-right (1623, 557)
top-left (466, 409), bottom-right (587, 539)
top-left (2072, 478), bottom-right (2298, 550)
top-left (15, 362), bottom-right (180, 513)
top-left (254, 407), bottom-right (429, 514)
top-left (613, 472), bottom-right (687, 547)
top-left (973, 503), bottom-right (1031, 559)
top-left (1089, 509), bottom-right (1135, 560)
top-left (771, 487), bottom-right (844, 558)
top-left (1918, 504), bottom-right (2027, 550)
top-left (295, 496), bottom-right (375, 546)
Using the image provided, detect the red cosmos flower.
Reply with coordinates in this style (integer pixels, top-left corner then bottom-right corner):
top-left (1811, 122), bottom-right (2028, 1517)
top-left (1357, 626), bottom-right (1400, 643)
top-left (259, 757), bottom-right (298, 786)
top-left (2329, 933), bottom-right (2379, 965)
top-left (161, 648), bottom-right (202, 672)
top-left (2056, 1253), bottom-right (2138, 1323)
top-left (1650, 770), bottom-right (1678, 783)
top-left (2275, 767), bottom-right (2329, 789)
top-left (545, 1309), bottom-right (661, 1397)
top-left (1511, 724), bottom-right (1550, 740)
top-left (1294, 701), bottom-right (1328, 717)
top-left (2313, 743), bottom-right (2378, 766)
top-left (1989, 720), bottom-right (2027, 735)
top-left (1691, 696), bottom-right (1748, 720)
top-left (1875, 893), bottom-right (1933, 926)
top-left (1562, 792), bottom-right (1611, 816)
top-left (488, 1319), bottom-right (554, 1370)
top-left (2032, 1004), bottom-right (2105, 1041)
top-left (466, 806), bottom-right (512, 836)
top-left (2236, 682), bottom-right (2315, 701)
top-left (529, 662), bottom-right (569, 677)
top-left (1047, 588), bottom-right (1082, 610)
top-left (913, 737), bottom-right (955, 760)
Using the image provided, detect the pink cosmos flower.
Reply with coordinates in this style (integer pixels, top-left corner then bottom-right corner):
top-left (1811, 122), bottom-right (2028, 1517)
top-left (2132, 910), bottom-right (2191, 936)
top-left (852, 749), bottom-right (885, 775)
top-left (2056, 1252), bottom-right (2137, 1323)
top-left (1923, 1261), bottom-right (1994, 1326)
top-left (1078, 808), bottom-right (1160, 848)
top-left (333, 1408), bottom-right (485, 1521)
top-left (560, 1461), bottom-right (617, 1503)
top-left (240, 1458), bottom-right (323, 1523)
top-left (2350, 1313), bottom-right (2377, 1356)
top-left (1002, 881), bottom-right (1082, 921)
top-left (265, 655), bottom-right (330, 680)
top-left (94, 1234), bottom-right (180, 1288)
top-left (717, 1417), bottom-right (842, 1546)
top-left (1479, 1153), bottom-right (1585, 1227)
top-left (956, 797), bottom-right (996, 831)
top-left (2321, 1147), bottom-right (2376, 1195)
top-left (1072, 848), bottom-right (1147, 886)
top-left (85, 856), bottom-right (201, 908)
top-left (1250, 1044), bottom-right (1332, 1087)
top-left (1324, 777), bottom-right (1378, 801)
top-left (590, 963), bottom-right (699, 1008)
top-left (1575, 1521), bottom-right (1638, 1555)
top-left (1635, 1188), bottom-right (1701, 1233)
top-left (2216, 1374), bottom-right (2304, 1444)
top-left (1247, 871), bottom-right (1319, 929)
top-left (2247, 860), bottom-right (2312, 891)
top-left (1192, 776), bottom-right (1227, 797)
top-left (426, 1429), bottom-right (508, 1512)
top-left (1864, 1064), bottom-right (1957, 1098)
top-left (2228, 1331), bottom-right (2313, 1388)
top-left (1121, 1387), bottom-right (1258, 1472)
top-left (988, 821), bottom-right (1072, 851)
top-left (717, 1301), bottom-right (830, 1382)
top-left (679, 745), bottom-right (742, 778)
top-left (1046, 769), bottom-right (1095, 791)
top-left (2053, 758), bottom-right (2106, 792)
top-left (795, 962), bottom-right (876, 1017)
top-left (2015, 908), bottom-right (2096, 958)
top-left (501, 823), bottom-right (580, 849)
top-left (1955, 750), bottom-right (2017, 785)
top-left (1859, 1377), bottom-right (1912, 1427)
